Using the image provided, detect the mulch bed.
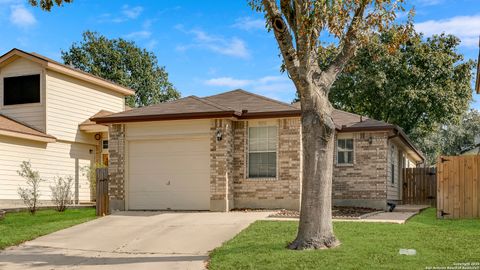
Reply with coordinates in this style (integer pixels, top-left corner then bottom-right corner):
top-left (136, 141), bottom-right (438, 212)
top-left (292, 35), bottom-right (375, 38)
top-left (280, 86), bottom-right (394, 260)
top-left (270, 206), bottom-right (378, 219)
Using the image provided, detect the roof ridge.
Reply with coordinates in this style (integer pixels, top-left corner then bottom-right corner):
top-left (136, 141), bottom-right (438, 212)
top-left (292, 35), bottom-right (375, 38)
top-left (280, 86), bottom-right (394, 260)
top-left (233, 89), bottom-right (299, 109)
top-left (333, 108), bottom-right (369, 119)
top-left (191, 96), bottom-right (235, 112)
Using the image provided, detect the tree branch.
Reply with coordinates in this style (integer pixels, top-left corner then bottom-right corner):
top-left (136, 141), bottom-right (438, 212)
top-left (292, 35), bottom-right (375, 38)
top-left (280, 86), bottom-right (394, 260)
top-left (319, 1), bottom-right (368, 90)
top-left (262, 0), bottom-right (300, 81)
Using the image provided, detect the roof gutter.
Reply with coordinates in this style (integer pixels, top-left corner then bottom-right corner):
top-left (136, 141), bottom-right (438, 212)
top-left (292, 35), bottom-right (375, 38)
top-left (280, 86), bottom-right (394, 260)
top-left (0, 129), bottom-right (56, 143)
top-left (238, 110), bottom-right (301, 119)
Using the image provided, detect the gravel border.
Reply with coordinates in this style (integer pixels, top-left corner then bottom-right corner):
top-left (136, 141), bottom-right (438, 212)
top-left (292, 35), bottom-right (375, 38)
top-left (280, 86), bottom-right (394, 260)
top-left (269, 207), bottom-right (381, 220)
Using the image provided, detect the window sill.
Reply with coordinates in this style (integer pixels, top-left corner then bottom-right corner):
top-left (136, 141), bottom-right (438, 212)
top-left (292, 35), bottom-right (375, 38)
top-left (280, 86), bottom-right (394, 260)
top-left (245, 177), bottom-right (278, 181)
top-left (1, 102), bottom-right (42, 108)
top-left (336, 163), bottom-right (354, 167)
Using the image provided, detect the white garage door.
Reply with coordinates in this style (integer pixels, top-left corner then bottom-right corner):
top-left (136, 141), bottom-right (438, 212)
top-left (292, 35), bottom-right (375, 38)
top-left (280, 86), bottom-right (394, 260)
top-left (127, 137), bottom-right (210, 210)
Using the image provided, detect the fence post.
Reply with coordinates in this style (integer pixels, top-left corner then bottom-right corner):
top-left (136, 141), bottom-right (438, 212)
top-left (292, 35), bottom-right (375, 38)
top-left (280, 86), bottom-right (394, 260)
top-left (96, 168), bottom-right (109, 216)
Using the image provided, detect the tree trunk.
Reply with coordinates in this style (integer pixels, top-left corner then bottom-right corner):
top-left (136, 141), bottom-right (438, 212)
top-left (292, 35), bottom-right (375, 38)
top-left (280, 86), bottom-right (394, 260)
top-left (288, 84), bottom-right (340, 250)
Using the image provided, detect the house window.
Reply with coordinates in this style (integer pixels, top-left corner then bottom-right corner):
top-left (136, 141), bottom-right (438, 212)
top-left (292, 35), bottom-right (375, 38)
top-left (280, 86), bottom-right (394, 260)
top-left (248, 126), bottom-right (277, 178)
top-left (3, 74), bottom-right (41, 105)
top-left (391, 145), bottom-right (395, 184)
top-left (102, 140), bottom-right (108, 149)
top-left (337, 138), bottom-right (353, 164)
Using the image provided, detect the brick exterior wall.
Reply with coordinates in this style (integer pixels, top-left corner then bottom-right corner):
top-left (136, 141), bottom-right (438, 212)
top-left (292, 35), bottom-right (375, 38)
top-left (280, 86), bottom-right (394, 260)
top-left (106, 118), bottom-right (393, 212)
top-left (333, 131), bottom-right (389, 209)
top-left (209, 119), bottom-right (234, 211)
top-left (231, 118), bottom-right (301, 210)
top-left (108, 124), bottom-right (125, 211)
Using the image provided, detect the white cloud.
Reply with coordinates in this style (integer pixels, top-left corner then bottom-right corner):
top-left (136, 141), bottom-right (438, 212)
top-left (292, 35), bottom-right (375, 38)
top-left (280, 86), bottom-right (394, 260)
top-left (124, 30), bottom-right (151, 40)
top-left (99, 5), bottom-right (143, 23)
top-left (10, 5), bottom-right (36, 28)
top-left (176, 27), bottom-right (250, 59)
top-left (122, 5), bottom-right (143, 19)
top-left (204, 75), bottom-right (294, 93)
top-left (415, 0), bottom-right (444, 6)
top-left (205, 77), bottom-right (252, 88)
top-left (415, 14), bottom-right (480, 47)
top-left (232, 17), bottom-right (265, 31)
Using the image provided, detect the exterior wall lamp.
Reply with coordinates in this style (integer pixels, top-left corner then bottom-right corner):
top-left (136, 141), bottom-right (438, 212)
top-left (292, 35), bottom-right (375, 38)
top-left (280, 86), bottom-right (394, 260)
top-left (216, 129), bottom-right (223, 141)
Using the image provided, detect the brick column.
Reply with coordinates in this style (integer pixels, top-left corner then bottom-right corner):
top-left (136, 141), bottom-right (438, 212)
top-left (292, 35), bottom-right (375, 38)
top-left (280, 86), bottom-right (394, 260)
top-left (210, 119), bottom-right (234, 211)
top-left (108, 124), bottom-right (126, 211)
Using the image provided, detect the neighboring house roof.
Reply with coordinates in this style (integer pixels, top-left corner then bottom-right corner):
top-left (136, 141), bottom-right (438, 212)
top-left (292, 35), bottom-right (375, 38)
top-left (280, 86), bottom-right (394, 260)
top-left (0, 114), bottom-right (56, 143)
top-left (0, 48), bottom-right (135, 96)
top-left (92, 89), bottom-right (424, 161)
top-left (460, 145), bottom-right (480, 155)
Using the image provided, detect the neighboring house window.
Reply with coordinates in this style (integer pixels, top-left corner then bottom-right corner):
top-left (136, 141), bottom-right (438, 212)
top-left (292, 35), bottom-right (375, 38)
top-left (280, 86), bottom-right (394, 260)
top-left (248, 126), bottom-right (277, 178)
top-left (101, 140), bottom-right (109, 166)
top-left (3, 74), bottom-right (41, 105)
top-left (102, 140), bottom-right (109, 149)
top-left (391, 145), bottom-right (395, 184)
top-left (337, 138), bottom-right (353, 164)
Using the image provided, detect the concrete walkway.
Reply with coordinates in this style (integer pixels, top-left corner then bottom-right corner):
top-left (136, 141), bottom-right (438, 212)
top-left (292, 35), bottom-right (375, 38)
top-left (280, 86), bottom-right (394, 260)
top-left (0, 211), bottom-right (272, 270)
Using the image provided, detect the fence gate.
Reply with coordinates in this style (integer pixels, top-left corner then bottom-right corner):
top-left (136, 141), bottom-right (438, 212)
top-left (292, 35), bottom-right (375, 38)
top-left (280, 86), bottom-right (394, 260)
top-left (96, 168), bottom-right (109, 216)
top-left (402, 167), bottom-right (436, 206)
top-left (437, 156), bottom-right (480, 219)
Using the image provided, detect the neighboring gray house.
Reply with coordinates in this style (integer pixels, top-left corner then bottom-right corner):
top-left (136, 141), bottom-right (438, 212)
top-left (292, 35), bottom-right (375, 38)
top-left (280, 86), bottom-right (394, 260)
top-left (92, 89), bottom-right (424, 211)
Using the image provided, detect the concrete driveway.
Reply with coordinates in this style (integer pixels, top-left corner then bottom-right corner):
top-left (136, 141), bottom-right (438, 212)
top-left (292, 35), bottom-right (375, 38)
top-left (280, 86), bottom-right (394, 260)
top-left (0, 211), bottom-right (271, 270)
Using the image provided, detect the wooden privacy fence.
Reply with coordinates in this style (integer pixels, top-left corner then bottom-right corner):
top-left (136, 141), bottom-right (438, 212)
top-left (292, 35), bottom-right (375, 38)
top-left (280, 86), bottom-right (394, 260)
top-left (437, 156), bottom-right (480, 219)
top-left (96, 168), bottom-right (109, 216)
top-left (402, 167), bottom-right (437, 206)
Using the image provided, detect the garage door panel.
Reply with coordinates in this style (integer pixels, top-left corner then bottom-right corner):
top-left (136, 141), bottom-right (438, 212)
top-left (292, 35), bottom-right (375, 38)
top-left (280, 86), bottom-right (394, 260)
top-left (127, 137), bottom-right (210, 210)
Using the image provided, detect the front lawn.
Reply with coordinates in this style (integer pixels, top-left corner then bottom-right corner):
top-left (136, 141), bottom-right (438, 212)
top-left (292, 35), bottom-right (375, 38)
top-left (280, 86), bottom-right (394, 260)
top-left (0, 208), bottom-right (96, 249)
top-left (210, 208), bottom-right (480, 270)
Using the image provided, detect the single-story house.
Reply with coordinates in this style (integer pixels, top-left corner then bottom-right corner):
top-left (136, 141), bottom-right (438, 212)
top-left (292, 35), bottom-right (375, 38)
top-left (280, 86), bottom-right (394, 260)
top-left (0, 48), bottom-right (134, 207)
top-left (93, 89), bottom-right (424, 211)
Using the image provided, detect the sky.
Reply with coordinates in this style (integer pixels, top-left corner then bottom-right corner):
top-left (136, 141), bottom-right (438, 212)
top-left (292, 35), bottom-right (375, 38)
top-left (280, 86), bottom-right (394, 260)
top-left (0, 0), bottom-right (479, 109)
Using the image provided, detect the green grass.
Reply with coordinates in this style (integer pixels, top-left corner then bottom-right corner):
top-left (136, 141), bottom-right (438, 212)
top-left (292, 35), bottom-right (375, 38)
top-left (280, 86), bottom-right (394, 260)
top-left (0, 208), bottom-right (96, 249)
top-left (209, 209), bottom-right (480, 270)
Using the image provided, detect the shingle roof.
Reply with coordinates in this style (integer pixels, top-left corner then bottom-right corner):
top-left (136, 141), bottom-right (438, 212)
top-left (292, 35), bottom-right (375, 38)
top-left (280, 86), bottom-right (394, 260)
top-left (204, 89), bottom-right (298, 114)
top-left (92, 96), bottom-right (238, 123)
top-left (92, 89), bottom-right (423, 161)
top-left (0, 114), bottom-right (56, 142)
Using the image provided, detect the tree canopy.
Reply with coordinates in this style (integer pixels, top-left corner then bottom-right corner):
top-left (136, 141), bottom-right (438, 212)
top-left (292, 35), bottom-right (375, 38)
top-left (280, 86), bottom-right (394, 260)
top-left (419, 110), bottom-right (480, 164)
top-left (28, 0), bottom-right (72, 11)
top-left (328, 30), bottom-right (474, 142)
top-left (62, 31), bottom-right (180, 107)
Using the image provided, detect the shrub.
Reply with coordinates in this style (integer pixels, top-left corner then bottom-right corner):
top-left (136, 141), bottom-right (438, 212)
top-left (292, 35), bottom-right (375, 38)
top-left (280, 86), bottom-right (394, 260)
top-left (17, 161), bottom-right (44, 214)
top-left (50, 176), bottom-right (74, 212)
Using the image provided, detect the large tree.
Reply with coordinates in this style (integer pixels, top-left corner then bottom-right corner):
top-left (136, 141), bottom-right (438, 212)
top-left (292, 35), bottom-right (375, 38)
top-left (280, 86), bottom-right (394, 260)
top-left (420, 110), bottom-right (480, 164)
top-left (329, 31), bottom-right (474, 143)
top-left (251, 0), bottom-right (408, 250)
top-left (62, 31), bottom-right (180, 107)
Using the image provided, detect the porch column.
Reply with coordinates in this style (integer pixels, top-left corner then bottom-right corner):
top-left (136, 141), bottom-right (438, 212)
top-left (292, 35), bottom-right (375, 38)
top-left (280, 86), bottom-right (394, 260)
top-left (108, 124), bottom-right (126, 211)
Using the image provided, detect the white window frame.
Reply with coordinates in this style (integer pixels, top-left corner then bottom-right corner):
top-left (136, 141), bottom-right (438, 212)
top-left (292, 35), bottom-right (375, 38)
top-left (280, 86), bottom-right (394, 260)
top-left (247, 124), bottom-right (278, 179)
top-left (336, 137), bottom-right (354, 165)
